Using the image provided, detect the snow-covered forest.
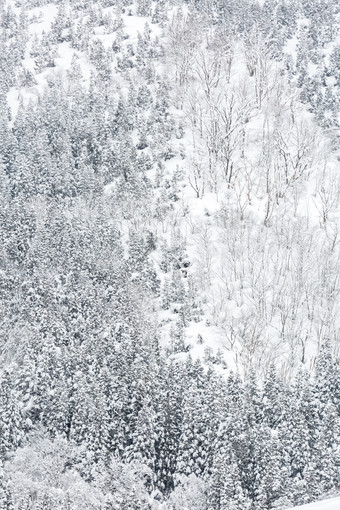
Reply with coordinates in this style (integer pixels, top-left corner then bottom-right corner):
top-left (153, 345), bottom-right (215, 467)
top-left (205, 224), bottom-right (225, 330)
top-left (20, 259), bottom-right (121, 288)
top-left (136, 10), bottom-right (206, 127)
top-left (0, 0), bottom-right (340, 508)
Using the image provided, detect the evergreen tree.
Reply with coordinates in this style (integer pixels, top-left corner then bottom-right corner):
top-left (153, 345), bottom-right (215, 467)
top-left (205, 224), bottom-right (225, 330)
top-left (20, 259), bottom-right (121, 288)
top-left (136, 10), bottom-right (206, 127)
top-left (262, 364), bottom-right (286, 428)
top-left (314, 402), bottom-right (340, 493)
top-left (124, 396), bottom-right (157, 490)
top-left (0, 370), bottom-right (22, 458)
top-left (0, 459), bottom-right (13, 510)
top-left (314, 340), bottom-right (335, 410)
top-left (155, 360), bottom-right (184, 493)
top-left (279, 398), bottom-right (310, 480)
top-left (175, 381), bottom-right (209, 480)
top-left (254, 426), bottom-right (289, 509)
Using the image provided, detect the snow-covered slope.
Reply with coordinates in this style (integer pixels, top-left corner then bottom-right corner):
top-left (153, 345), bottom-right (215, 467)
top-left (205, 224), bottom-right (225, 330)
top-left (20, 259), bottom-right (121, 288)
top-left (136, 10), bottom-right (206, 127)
top-left (289, 496), bottom-right (340, 510)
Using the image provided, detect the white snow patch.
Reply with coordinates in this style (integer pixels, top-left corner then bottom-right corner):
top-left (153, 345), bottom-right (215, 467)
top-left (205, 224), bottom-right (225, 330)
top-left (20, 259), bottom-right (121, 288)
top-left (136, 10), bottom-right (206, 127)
top-left (288, 496), bottom-right (340, 510)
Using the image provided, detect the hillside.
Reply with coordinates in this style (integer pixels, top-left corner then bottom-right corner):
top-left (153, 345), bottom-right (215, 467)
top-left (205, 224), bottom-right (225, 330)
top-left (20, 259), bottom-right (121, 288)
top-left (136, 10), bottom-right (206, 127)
top-left (288, 496), bottom-right (340, 510)
top-left (0, 0), bottom-right (339, 508)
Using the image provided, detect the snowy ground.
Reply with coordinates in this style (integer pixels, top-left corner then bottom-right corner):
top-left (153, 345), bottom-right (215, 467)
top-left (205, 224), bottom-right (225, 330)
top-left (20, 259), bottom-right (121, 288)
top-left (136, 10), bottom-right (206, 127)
top-left (288, 496), bottom-right (340, 510)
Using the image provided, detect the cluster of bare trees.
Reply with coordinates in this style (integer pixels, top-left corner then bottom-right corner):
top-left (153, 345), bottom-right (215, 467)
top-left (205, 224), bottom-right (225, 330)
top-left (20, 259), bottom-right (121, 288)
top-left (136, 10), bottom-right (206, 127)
top-left (163, 10), bottom-right (340, 376)
top-left (166, 11), bottom-right (325, 225)
top-left (188, 207), bottom-right (340, 378)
